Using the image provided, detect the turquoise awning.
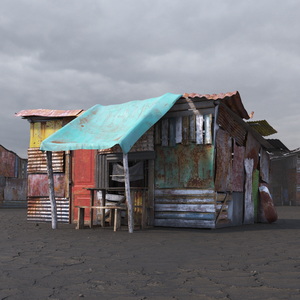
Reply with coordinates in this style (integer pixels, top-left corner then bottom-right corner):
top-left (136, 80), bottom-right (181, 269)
top-left (40, 93), bottom-right (182, 153)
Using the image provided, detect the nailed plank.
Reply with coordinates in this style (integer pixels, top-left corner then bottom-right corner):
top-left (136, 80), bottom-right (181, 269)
top-left (182, 116), bottom-right (190, 145)
top-left (161, 119), bottom-right (169, 146)
top-left (204, 114), bottom-right (213, 144)
top-left (260, 148), bottom-right (270, 183)
top-left (175, 117), bottom-right (182, 144)
top-left (155, 204), bottom-right (215, 212)
top-left (154, 123), bottom-right (161, 145)
top-left (155, 197), bottom-right (215, 204)
top-left (232, 143), bottom-right (245, 192)
top-left (169, 118), bottom-right (176, 147)
top-left (155, 212), bottom-right (215, 220)
top-left (155, 189), bottom-right (215, 196)
top-left (154, 218), bottom-right (215, 228)
top-left (190, 115), bottom-right (196, 142)
top-left (215, 129), bottom-right (232, 192)
top-left (196, 114), bottom-right (204, 144)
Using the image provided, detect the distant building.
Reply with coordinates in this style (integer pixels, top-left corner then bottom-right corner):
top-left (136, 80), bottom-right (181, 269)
top-left (269, 144), bottom-right (300, 206)
top-left (0, 145), bottom-right (27, 208)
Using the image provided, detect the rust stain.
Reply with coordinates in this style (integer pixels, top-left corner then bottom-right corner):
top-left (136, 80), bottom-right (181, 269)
top-left (15, 109), bottom-right (83, 118)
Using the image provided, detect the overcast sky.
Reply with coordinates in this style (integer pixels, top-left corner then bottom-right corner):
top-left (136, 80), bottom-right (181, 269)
top-left (1, 0), bottom-right (299, 158)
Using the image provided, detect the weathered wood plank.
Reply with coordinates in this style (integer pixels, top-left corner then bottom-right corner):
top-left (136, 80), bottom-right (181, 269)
top-left (169, 118), bottom-right (176, 147)
top-left (175, 117), bottom-right (182, 144)
top-left (182, 116), bottom-right (190, 145)
top-left (196, 114), bottom-right (204, 144)
top-left (154, 123), bottom-right (161, 145)
top-left (155, 212), bottom-right (215, 220)
top-left (163, 107), bottom-right (214, 119)
top-left (168, 100), bottom-right (215, 112)
top-left (161, 119), bottom-right (169, 146)
top-left (190, 115), bottom-right (196, 142)
top-left (155, 203), bottom-right (215, 212)
top-left (155, 189), bottom-right (215, 196)
top-left (204, 114), bottom-right (213, 144)
top-left (154, 218), bottom-right (215, 228)
top-left (155, 197), bottom-right (215, 204)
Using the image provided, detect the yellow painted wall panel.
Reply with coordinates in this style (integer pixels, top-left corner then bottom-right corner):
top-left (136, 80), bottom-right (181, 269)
top-left (29, 120), bottom-right (64, 147)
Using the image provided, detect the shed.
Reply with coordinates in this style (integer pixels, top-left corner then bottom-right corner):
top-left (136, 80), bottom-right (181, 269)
top-left (0, 145), bottom-right (27, 208)
top-left (15, 109), bottom-right (83, 221)
top-left (35, 91), bottom-right (276, 231)
top-left (269, 146), bottom-right (300, 206)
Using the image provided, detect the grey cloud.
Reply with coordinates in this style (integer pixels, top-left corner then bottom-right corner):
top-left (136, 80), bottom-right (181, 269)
top-left (0, 0), bottom-right (299, 157)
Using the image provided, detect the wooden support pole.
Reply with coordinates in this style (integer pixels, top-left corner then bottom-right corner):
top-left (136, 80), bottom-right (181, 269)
top-left (46, 151), bottom-right (58, 229)
top-left (123, 153), bottom-right (134, 233)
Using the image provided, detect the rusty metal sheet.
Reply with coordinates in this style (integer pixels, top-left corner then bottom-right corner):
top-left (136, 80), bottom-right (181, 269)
top-left (260, 148), bottom-right (270, 183)
top-left (232, 143), bottom-right (245, 192)
top-left (28, 173), bottom-right (66, 198)
top-left (244, 158), bottom-right (254, 224)
top-left (215, 129), bottom-right (232, 192)
top-left (0, 145), bottom-right (17, 178)
top-left (27, 148), bottom-right (64, 173)
top-left (15, 109), bottom-right (83, 118)
top-left (155, 144), bottom-right (214, 189)
top-left (247, 120), bottom-right (277, 136)
top-left (183, 90), bottom-right (250, 119)
top-left (245, 132), bottom-right (261, 170)
top-left (27, 197), bottom-right (69, 223)
top-left (217, 105), bottom-right (247, 146)
top-left (252, 169), bottom-right (259, 222)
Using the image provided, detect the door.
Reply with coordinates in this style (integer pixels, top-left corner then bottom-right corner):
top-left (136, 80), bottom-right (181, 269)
top-left (71, 149), bottom-right (96, 223)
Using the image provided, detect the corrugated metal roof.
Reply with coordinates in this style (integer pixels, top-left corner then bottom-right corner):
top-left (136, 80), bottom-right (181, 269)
top-left (183, 91), bottom-right (250, 119)
top-left (267, 139), bottom-right (289, 151)
top-left (15, 109), bottom-right (83, 118)
top-left (247, 120), bottom-right (277, 136)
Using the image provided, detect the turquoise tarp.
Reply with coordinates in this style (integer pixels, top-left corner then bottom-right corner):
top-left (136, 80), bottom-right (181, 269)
top-left (40, 93), bottom-right (182, 153)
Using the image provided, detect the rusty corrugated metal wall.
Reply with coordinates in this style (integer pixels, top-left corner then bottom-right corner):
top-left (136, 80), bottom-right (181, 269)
top-left (153, 98), bottom-right (218, 228)
top-left (27, 119), bottom-right (70, 223)
top-left (270, 154), bottom-right (298, 206)
top-left (0, 145), bottom-right (27, 208)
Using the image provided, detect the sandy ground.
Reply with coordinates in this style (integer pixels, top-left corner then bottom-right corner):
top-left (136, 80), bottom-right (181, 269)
top-left (0, 207), bottom-right (299, 300)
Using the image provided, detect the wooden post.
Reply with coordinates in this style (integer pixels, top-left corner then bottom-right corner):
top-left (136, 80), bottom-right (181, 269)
top-left (123, 153), bottom-right (134, 233)
top-left (46, 151), bottom-right (58, 229)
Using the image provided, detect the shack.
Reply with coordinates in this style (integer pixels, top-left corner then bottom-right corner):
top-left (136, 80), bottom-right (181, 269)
top-left (15, 109), bottom-right (83, 222)
top-left (33, 91), bottom-right (276, 231)
top-left (0, 145), bottom-right (27, 208)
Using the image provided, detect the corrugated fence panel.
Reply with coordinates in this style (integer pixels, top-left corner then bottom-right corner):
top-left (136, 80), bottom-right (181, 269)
top-left (28, 148), bottom-right (64, 173)
top-left (2, 178), bottom-right (27, 208)
top-left (154, 189), bottom-right (216, 228)
top-left (0, 145), bottom-right (16, 178)
top-left (27, 197), bottom-right (69, 223)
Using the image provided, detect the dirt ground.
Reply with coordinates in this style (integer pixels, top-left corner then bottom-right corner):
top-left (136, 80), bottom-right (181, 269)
top-left (0, 207), bottom-right (299, 300)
